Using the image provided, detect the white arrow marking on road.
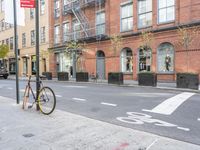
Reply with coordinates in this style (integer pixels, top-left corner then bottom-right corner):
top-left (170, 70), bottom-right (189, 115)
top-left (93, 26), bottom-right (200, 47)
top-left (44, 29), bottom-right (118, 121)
top-left (72, 98), bottom-right (86, 101)
top-left (177, 127), bottom-right (190, 131)
top-left (143, 92), bottom-right (195, 115)
top-left (101, 102), bottom-right (117, 107)
top-left (198, 118), bottom-right (200, 121)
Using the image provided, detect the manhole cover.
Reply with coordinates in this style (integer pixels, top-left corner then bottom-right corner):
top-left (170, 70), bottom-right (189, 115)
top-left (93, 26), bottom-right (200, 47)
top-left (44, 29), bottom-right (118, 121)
top-left (22, 133), bottom-right (35, 138)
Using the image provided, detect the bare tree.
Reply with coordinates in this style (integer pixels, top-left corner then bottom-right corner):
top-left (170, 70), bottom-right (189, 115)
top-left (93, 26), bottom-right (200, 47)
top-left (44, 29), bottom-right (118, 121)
top-left (177, 25), bottom-right (200, 72)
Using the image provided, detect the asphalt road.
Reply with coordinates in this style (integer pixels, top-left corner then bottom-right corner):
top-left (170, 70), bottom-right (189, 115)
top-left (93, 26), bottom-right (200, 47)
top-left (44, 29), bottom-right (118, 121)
top-left (0, 79), bottom-right (200, 145)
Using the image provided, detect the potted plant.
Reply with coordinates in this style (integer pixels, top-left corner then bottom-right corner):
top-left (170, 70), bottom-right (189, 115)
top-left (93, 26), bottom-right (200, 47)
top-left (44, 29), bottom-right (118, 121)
top-left (176, 26), bottom-right (200, 90)
top-left (138, 72), bottom-right (157, 87)
top-left (108, 34), bottom-right (124, 85)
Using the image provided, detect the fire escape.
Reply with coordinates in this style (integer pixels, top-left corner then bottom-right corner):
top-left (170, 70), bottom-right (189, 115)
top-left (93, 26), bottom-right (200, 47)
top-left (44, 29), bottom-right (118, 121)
top-left (63, 0), bottom-right (106, 41)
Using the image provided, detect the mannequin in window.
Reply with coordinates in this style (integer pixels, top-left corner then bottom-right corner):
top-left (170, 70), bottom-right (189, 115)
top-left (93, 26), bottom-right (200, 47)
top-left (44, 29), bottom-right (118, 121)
top-left (126, 58), bottom-right (131, 72)
top-left (165, 54), bottom-right (171, 71)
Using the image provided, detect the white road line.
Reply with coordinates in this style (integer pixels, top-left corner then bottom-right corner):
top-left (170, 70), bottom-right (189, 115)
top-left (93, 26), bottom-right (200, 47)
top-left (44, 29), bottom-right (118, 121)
top-left (146, 139), bottom-right (158, 150)
top-left (101, 102), bottom-right (117, 107)
top-left (63, 85), bottom-right (87, 88)
top-left (55, 95), bottom-right (62, 98)
top-left (197, 118), bottom-right (200, 121)
top-left (72, 98), bottom-right (86, 101)
top-left (142, 92), bottom-right (195, 115)
top-left (177, 127), bottom-right (190, 131)
top-left (7, 87), bottom-right (13, 90)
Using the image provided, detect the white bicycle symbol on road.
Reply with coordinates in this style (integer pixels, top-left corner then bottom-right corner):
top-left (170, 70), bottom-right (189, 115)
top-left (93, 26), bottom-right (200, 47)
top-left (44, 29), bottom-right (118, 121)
top-left (116, 112), bottom-right (190, 131)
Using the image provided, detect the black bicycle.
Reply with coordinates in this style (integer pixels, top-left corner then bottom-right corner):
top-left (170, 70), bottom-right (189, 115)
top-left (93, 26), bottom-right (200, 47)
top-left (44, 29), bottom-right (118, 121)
top-left (22, 75), bottom-right (56, 115)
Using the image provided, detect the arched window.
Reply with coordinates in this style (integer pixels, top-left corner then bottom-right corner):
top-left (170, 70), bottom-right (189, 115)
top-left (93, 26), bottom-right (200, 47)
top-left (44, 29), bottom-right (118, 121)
top-left (138, 47), bottom-right (152, 72)
top-left (157, 43), bottom-right (174, 73)
top-left (121, 48), bottom-right (133, 72)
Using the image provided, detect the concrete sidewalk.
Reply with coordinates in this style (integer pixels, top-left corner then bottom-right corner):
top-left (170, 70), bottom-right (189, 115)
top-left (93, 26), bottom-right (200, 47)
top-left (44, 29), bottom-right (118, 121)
top-left (0, 96), bottom-right (200, 150)
top-left (8, 75), bottom-right (200, 93)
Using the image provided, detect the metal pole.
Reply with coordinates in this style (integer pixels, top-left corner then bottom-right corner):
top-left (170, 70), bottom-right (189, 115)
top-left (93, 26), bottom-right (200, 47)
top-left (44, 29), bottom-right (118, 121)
top-left (35, 0), bottom-right (40, 110)
top-left (13, 0), bottom-right (20, 104)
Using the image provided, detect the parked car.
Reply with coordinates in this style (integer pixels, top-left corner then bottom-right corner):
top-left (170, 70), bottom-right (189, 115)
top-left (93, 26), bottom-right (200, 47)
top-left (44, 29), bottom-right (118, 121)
top-left (0, 66), bottom-right (9, 79)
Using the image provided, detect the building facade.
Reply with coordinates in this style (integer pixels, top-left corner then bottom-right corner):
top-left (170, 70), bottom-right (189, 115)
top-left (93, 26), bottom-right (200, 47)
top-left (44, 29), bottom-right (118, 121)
top-left (0, 0), bottom-right (50, 76)
top-left (49, 0), bottom-right (200, 81)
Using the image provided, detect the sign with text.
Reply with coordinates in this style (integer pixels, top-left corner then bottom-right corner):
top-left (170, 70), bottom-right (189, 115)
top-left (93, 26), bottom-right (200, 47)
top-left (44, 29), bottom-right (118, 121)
top-left (20, 0), bottom-right (35, 8)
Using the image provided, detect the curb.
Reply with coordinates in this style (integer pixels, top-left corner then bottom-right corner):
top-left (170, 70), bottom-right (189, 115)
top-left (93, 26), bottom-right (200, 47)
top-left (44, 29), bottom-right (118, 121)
top-left (7, 77), bottom-right (200, 93)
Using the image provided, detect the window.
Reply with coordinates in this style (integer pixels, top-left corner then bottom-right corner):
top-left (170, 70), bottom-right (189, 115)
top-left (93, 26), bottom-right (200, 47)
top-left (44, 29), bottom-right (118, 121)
top-left (54, 25), bottom-right (60, 44)
top-left (158, 0), bottom-right (175, 23)
top-left (138, 0), bottom-right (152, 28)
top-left (40, 26), bottom-right (45, 43)
top-left (31, 30), bottom-right (35, 46)
top-left (63, 22), bottom-right (70, 42)
top-left (54, 0), bottom-right (60, 18)
top-left (31, 55), bottom-right (36, 75)
top-left (121, 48), bottom-right (133, 72)
top-left (138, 47), bottom-right (152, 72)
top-left (0, 0), bottom-right (4, 12)
top-left (157, 43), bottom-right (174, 73)
top-left (121, 2), bottom-right (133, 32)
top-left (72, 19), bottom-right (81, 41)
top-left (96, 11), bottom-right (105, 35)
top-left (6, 38), bottom-right (9, 46)
top-left (0, 19), bottom-right (5, 31)
top-left (10, 37), bottom-right (13, 49)
top-left (22, 33), bottom-right (26, 47)
top-left (40, 0), bottom-right (45, 15)
top-left (30, 8), bottom-right (35, 19)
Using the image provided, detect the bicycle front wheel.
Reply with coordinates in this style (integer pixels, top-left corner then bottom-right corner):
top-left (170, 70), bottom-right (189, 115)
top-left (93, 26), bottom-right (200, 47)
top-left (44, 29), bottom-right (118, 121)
top-left (38, 87), bottom-right (56, 115)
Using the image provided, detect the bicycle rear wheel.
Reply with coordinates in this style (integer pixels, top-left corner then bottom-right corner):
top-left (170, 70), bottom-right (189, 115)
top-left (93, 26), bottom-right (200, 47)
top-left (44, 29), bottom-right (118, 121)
top-left (38, 87), bottom-right (56, 115)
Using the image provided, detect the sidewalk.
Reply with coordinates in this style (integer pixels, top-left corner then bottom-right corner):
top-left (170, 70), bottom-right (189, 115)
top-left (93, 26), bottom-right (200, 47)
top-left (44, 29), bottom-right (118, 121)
top-left (0, 96), bottom-right (200, 150)
top-left (8, 75), bottom-right (200, 93)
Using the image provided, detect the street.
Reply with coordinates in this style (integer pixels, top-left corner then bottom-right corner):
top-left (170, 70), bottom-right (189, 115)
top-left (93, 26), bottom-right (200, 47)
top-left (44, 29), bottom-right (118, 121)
top-left (0, 79), bottom-right (200, 146)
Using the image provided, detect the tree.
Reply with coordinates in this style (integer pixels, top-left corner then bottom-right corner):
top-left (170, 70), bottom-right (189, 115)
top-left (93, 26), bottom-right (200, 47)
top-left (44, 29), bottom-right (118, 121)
top-left (0, 44), bottom-right (9, 59)
top-left (177, 25), bottom-right (200, 72)
top-left (139, 30), bottom-right (154, 50)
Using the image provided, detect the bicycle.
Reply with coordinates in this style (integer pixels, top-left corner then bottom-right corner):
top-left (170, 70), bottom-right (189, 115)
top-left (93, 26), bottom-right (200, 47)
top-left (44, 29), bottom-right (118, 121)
top-left (22, 75), bottom-right (56, 115)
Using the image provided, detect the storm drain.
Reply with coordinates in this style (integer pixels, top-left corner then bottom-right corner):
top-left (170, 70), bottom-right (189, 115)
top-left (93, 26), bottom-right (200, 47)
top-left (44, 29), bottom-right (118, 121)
top-left (22, 133), bottom-right (35, 138)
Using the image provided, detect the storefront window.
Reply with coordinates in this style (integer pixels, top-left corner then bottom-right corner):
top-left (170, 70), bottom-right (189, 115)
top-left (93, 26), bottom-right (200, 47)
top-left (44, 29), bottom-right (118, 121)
top-left (157, 43), bottom-right (174, 73)
top-left (121, 48), bottom-right (133, 72)
top-left (31, 55), bottom-right (36, 75)
top-left (9, 58), bottom-right (16, 74)
top-left (56, 52), bottom-right (72, 73)
top-left (138, 47), bottom-right (152, 72)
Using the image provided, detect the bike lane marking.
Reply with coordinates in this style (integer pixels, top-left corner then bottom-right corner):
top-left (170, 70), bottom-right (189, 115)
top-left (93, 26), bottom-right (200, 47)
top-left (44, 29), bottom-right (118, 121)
top-left (72, 98), bottom-right (87, 102)
top-left (142, 92), bottom-right (195, 115)
top-left (101, 102), bottom-right (117, 107)
top-left (177, 127), bottom-right (190, 131)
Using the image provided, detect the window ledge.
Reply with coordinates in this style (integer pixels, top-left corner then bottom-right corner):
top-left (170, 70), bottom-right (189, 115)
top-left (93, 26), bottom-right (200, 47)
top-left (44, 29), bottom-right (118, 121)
top-left (123, 72), bottom-right (133, 75)
top-left (157, 72), bottom-right (175, 75)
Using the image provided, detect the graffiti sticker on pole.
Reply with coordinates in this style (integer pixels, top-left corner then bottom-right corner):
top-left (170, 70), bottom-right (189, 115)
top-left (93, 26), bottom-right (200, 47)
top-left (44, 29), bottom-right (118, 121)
top-left (20, 0), bottom-right (35, 8)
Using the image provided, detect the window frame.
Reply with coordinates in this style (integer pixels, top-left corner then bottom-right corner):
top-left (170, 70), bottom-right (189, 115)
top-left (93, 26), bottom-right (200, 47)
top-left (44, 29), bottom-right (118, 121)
top-left (157, 43), bottom-right (175, 74)
top-left (40, 26), bottom-right (46, 43)
top-left (63, 22), bottom-right (70, 43)
top-left (31, 30), bottom-right (35, 46)
top-left (96, 10), bottom-right (106, 35)
top-left (22, 33), bottom-right (26, 47)
top-left (157, 0), bottom-right (175, 24)
top-left (54, 0), bottom-right (60, 18)
top-left (120, 48), bottom-right (133, 73)
top-left (120, 1), bottom-right (133, 32)
top-left (138, 0), bottom-right (152, 28)
top-left (54, 25), bottom-right (60, 44)
top-left (40, 0), bottom-right (45, 15)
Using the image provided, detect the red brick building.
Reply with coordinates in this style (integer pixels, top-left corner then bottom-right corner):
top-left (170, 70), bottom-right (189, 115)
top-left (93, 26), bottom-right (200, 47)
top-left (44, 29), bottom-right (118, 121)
top-left (48, 0), bottom-right (200, 81)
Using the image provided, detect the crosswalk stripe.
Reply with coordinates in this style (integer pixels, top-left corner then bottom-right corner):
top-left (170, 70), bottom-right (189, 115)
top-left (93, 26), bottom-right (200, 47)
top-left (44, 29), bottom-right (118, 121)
top-left (143, 92), bottom-right (195, 115)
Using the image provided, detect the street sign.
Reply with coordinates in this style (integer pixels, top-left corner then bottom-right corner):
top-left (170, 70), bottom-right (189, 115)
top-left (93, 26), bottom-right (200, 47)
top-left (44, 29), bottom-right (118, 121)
top-left (20, 0), bottom-right (35, 8)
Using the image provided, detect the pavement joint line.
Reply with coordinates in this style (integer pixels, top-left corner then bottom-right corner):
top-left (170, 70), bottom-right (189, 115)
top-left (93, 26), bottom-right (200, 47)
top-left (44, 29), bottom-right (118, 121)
top-left (101, 102), bottom-right (117, 107)
top-left (146, 139), bottom-right (158, 150)
top-left (72, 98), bottom-right (86, 101)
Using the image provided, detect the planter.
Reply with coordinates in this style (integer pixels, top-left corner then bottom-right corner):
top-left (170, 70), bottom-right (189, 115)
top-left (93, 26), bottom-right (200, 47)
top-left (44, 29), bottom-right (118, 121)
top-left (42, 72), bottom-right (52, 80)
top-left (108, 72), bottom-right (124, 85)
top-left (138, 72), bottom-right (157, 87)
top-left (57, 72), bottom-right (69, 81)
top-left (76, 72), bottom-right (89, 82)
top-left (176, 73), bottom-right (199, 90)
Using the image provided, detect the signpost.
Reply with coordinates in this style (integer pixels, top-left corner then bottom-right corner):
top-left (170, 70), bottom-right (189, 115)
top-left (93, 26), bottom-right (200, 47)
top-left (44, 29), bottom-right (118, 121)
top-left (20, 0), bottom-right (39, 110)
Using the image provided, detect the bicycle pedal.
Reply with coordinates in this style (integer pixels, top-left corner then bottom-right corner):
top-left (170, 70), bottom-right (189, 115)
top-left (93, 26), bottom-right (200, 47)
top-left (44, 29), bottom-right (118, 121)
top-left (28, 105), bottom-right (33, 109)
